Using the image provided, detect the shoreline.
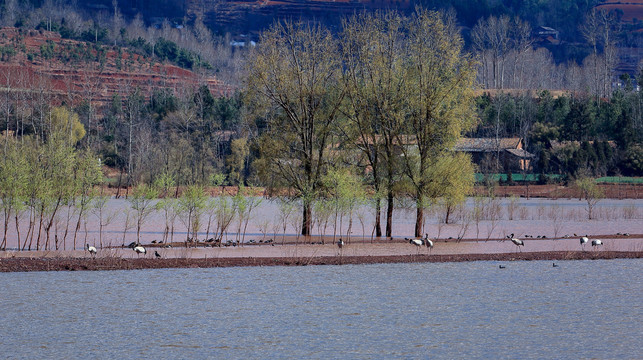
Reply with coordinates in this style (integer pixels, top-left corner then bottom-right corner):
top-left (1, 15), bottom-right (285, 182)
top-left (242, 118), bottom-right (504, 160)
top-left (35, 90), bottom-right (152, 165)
top-left (1, 250), bottom-right (641, 272)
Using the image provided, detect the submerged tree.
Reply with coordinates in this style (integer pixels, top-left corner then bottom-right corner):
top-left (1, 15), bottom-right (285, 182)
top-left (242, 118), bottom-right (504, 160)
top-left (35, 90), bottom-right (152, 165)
top-left (247, 21), bottom-right (346, 237)
top-left (576, 176), bottom-right (603, 220)
top-left (340, 11), bottom-right (408, 238)
top-left (399, 9), bottom-right (477, 237)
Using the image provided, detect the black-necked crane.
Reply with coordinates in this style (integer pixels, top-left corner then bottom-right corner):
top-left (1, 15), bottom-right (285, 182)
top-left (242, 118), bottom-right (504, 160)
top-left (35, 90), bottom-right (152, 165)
top-left (133, 245), bottom-right (146, 257)
top-left (337, 238), bottom-right (344, 249)
top-left (86, 243), bottom-right (97, 257)
top-left (409, 238), bottom-right (423, 255)
top-left (580, 236), bottom-right (589, 250)
top-left (510, 237), bottom-right (524, 252)
top-left (591, 239), bottom-right (603, 247)
top-left (423, 234), bottom-right (434, 253)
top-left (155, 250), bottom-right (161, 259)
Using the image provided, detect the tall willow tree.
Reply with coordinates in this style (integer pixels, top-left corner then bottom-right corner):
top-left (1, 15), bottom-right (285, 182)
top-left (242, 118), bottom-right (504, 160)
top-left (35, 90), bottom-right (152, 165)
top-left (246, 21), bottom-right (346, 236)
top-left (401, 10), bottom-right (477, 237)
top-left (341, 11), bottom-right (408, 238)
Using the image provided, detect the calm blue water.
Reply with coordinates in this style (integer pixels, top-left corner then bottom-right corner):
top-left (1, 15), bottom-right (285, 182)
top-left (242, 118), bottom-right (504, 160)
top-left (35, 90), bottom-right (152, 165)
top-left (1, 260), bottom-right (641, 359)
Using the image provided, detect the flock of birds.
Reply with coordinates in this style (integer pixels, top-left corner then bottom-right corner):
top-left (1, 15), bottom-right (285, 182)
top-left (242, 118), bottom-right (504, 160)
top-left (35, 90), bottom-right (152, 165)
top-left (82, 232), bottom-right (609, 259)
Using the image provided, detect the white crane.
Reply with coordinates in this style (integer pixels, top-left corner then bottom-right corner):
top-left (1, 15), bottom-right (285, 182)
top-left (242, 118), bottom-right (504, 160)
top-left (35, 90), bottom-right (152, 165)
top-left (86, 243), bottom-right (97, 257)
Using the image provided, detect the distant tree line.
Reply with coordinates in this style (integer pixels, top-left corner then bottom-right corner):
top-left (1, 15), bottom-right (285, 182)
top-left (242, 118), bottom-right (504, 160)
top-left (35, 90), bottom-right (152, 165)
top-left (474, 88), bottom-right (643, 178)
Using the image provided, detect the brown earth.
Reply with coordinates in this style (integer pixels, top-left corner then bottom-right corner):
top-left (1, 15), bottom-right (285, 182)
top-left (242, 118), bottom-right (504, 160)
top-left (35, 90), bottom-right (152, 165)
top-left (0, 250), bottom-right (640, 272)
top-left (473, 183), bottom-right (643, 199)
top-left (597, 1), bottom-right (643, 23)
top-left (0, 27), bottom-right (232, 108)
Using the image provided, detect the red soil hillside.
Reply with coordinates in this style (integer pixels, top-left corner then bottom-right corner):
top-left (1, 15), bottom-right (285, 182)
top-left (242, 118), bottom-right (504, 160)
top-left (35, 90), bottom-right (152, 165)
top-left (596, 1), bottom-right (643, 22)
top-left (0, 27), bottom-right (232, 108)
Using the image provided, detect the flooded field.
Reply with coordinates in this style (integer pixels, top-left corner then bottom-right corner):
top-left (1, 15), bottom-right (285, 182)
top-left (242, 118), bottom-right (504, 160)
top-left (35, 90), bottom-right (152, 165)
top-left (2, 197), bottom-right (642, 251)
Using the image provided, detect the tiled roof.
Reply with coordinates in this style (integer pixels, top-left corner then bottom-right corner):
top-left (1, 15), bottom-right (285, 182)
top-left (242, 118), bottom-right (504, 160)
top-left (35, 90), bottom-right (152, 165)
top-left (506, 148), bottom-right (534, 158)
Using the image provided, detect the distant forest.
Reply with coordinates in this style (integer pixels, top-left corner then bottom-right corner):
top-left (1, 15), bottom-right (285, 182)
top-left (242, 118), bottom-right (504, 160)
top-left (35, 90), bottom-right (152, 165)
top-left (1, 0), bottom-right (608, 41)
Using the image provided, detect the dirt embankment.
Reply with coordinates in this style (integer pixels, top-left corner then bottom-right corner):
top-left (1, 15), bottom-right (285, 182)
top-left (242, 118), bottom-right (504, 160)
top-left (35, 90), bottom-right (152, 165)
top-left (1, 251), bottom-right (640, 272)
top-left (473, 183), bottom-right (643, 199)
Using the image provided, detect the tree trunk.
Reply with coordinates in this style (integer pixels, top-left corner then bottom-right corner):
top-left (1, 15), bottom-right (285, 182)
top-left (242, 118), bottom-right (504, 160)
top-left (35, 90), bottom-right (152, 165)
top-left (301, 201), bottom-right (312, 236)
top-left (386, 189), bottom-right (393, 238)
top-left (375, 198), bottom-right (382, 238)
top-left (415, 196), bottom-right (424, 238)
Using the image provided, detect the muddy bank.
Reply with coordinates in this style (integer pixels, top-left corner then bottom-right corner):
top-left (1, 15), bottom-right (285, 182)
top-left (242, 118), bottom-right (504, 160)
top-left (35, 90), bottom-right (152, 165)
top-left (1, 251), bottom-right (640, 272)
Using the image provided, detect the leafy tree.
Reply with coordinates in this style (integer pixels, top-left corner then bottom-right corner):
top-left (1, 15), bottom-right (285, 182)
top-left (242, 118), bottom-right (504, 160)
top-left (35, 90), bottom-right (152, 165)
top-left (50, 106), bottom-right (86, 144)
top-left (71, 148), bottom-right (103, 250)
top-left (430, 153), bottom-right (475, 224)
top-left (247, 21), bottom-right (345, 236)
top-left (155, 195), bottom-right (180, 244)
top-left (0, 139), bottom-right (26, 250)
top-left (619, 144), bottom-right (643, 176)
top-left (128, 183), bottom-right (158, 245)
top-left (400, 9), bottom-right (477, 237)
top-left (178, 184), bottom-right (207, 245)
top-left (321, 166), bottom-right (365, 243)
top-left (340, 11), bottom-right (407, 238)
top-left (226, 137), bottom-right (249, 185)
top-left (575, 176), bottom-right (603, 220)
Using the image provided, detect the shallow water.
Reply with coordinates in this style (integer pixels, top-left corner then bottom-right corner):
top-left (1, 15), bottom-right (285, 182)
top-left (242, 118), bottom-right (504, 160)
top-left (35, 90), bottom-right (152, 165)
top-left (4, 198), bottom-right (642, 250)
top-left (1, 260), bottom-right (641, 359)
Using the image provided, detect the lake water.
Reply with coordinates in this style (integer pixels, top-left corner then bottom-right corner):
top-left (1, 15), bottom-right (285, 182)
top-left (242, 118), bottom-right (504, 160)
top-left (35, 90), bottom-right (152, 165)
top-left (1, 260), bottom-right (641, 359)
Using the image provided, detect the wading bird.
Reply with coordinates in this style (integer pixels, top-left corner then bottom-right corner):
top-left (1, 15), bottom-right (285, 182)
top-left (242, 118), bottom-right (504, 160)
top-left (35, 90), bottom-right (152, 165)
top-left (580, 236), bottom-right (589, 250)
top-left (337, 238), bottom-right (344, 249)
top-left (133, 245), bottom-right (146, 257)
top-left (86, 243), bottom-right (97, 257)
top-left (591, 239), bottom-right (603, 247)
top-left (409, 238), bottom-right (423, 254)
top-left (511, 237), bottom-right (524, 252)
top-left (499, 265), bottom-right (506, 269)
top-left (552, 262), bottom-right (559, 267)
top-left (410, 238), bottom-right (423, 247)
